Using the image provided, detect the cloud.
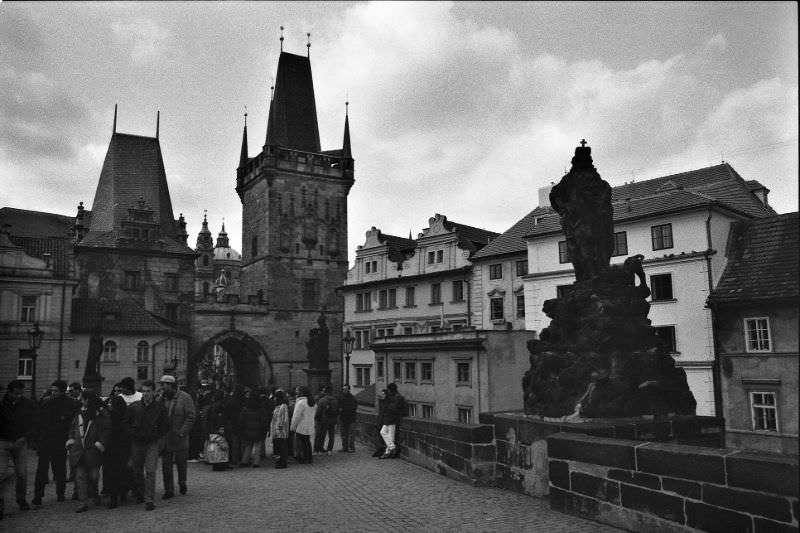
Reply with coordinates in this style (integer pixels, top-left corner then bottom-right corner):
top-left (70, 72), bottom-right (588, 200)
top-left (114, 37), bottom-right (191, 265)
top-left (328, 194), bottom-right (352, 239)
top-left (706, 33), bottom-right (727, 52)
top-left (112, 19), bottom-right (171, 63)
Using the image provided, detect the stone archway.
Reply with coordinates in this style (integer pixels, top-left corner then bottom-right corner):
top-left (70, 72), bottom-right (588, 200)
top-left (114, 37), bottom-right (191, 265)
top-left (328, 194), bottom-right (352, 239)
top-left (190, 330), bottom-right (273, 390)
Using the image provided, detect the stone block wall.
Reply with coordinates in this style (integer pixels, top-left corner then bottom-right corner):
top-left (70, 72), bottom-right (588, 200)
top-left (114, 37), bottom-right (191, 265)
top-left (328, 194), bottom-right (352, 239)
top-left (354, 412), bottom-right (497, 486)
top-left (548, 433), bottom-right (799, 533)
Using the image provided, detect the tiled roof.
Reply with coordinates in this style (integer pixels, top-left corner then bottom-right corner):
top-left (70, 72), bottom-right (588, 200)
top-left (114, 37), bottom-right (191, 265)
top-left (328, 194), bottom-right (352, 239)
top-left (71, 298), bottom-right (188, 335)
top-left (80, 133), bottom-right (193, 255)
top-left (0, 207), bottom-right (76, 277)
top-left (474, 163), bottom-right (777, 259)
top-left (265, 52), bottom-right (321, 152)
top-left (709, 212), bottom-right (799, 303)
top-left (382, 233), bottom-right (417, 263)
top-left (438, 218), bottom-right (500, 254)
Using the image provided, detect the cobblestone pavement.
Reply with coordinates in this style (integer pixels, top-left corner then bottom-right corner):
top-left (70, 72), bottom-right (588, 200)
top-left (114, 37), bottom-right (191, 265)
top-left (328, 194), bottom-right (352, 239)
top-left (3, 442), bottom-right (623, 533)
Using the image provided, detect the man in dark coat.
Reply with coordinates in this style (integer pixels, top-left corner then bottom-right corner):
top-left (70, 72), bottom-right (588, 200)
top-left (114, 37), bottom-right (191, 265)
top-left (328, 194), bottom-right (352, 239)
top-left (102, 383), bottom-right (129, 508)
top-left (379, 383), bottom-right (406, 459)
top-left (337, 385), bottom-right (358, 453)
top-left (159, 375), bottom-right (195, 499)
top-left (125, 380), bottom-right (168, 511)
top-left (314, 385), bottom-right (339, 455)
top-left (32, 380), bottom-right (75, 507)
top-left (0, 380), bottom-right (38, 517)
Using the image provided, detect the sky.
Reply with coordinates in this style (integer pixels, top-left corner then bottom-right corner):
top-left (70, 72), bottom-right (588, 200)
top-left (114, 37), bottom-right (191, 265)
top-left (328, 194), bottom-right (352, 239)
top-left (1, 2), bottom-right (797, 263)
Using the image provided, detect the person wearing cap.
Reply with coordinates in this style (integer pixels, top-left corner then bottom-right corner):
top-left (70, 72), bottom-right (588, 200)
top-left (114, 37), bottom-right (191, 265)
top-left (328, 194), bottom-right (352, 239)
top-left (158, 375), bottom-right (195, 499)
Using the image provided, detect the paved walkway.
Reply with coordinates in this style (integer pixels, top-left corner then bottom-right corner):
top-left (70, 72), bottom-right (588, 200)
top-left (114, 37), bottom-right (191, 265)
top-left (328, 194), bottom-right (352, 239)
top-left (3, 443), bottom-right (623, 532)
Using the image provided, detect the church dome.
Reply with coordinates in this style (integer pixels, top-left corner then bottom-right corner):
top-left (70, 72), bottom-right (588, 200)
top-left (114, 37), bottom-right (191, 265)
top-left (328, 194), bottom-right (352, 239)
top-left (214, 246), bottom-right (241, 261)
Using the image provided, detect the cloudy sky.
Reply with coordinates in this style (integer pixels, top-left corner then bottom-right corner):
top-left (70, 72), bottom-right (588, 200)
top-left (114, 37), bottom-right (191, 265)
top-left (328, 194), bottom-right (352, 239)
top-left (1, 2), bottom-right (797, 261)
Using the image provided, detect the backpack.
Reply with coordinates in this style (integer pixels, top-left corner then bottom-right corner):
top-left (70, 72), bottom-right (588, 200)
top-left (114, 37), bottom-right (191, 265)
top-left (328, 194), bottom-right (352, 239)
top-left (324, 396), bottom-right (339, 419)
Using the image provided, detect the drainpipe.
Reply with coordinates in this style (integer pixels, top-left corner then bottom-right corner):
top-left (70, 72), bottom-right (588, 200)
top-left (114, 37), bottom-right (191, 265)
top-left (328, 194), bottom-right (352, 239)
top-left (57, 281), bottom-right (67, 379)
top-left (705, 209), bottom-right (723, 419)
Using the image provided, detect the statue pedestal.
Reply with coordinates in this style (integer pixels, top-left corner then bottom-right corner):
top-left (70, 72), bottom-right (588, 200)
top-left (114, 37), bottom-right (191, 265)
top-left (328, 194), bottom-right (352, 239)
top-left (83, 375), bottom-right (105, 395)
top-left (304, 368), bottom-right (332, 395)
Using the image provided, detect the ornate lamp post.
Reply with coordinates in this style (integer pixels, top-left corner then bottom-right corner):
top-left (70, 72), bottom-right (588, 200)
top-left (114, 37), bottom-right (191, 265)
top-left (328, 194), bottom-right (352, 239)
top-left (342, 329), bottom-right (354, 387)
top-left (27, 322), bottom-right (43, 400)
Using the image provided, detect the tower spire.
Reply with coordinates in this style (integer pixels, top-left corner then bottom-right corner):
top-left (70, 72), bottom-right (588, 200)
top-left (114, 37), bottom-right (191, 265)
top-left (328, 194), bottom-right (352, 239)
top-left (239, 108), bottom-right (249, 168)
top-left (280, 26), bottom-right (284, 52)
top-left (342, 101), bottom-right (351, 159)
top-left (307, 32), bottom-right (311, 58)
top-left (112, 104), bottom-right (117, 135)
top-left (156, 110), bottom-right (160, 139)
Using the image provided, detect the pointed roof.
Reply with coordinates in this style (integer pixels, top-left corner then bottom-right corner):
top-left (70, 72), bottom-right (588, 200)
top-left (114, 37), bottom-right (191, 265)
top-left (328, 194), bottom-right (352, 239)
top-left (196, 211), bottom-right (213, 251)
top-left (215, 222), bottom-right (230, 249)
top-left (342, 103), bottom-right (352, 159)
top-left (264, 52), bottom-right (321, 152)
top-left (239, 114), bottom-right (249, 168)
top-left (80, 132), bottom-right (193, 254)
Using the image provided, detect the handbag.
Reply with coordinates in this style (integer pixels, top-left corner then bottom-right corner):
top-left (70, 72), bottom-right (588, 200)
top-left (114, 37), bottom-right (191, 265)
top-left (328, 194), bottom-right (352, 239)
top-left (205, 433), bottom-right (230, 464)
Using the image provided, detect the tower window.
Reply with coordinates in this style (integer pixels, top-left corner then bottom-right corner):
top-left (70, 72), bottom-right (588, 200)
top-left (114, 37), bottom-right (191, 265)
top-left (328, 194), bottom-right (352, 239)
top-left (252, 236), bottom-right (258, 257)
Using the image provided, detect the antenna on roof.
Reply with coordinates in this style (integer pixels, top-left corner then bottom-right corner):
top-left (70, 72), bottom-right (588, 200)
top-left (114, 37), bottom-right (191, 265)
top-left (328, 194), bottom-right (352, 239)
top-left (244, 105), bottom-right (248, 127)
top-left (156, 110), bottom-right (160, 139)
top-left (345, 100), bottom-right (349, 116)
top-left (307, 32), bottom-right (311, 58)
top-left (280, 26), bottom-right (284, 52)
top-left (113, 104), bottom-right (117, 135)
top-left (270, 79), bottom-right (275, 101)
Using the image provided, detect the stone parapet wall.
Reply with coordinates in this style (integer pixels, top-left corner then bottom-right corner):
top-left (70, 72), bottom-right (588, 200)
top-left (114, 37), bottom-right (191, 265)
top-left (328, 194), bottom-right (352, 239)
top-left (548, 433), bottom-right (799, 533)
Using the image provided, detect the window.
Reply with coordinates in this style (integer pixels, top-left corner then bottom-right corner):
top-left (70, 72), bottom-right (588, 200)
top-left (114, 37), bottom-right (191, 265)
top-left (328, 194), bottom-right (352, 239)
top-left (516, 260), bottom-right (528, 277)
top-left (124, 271), bottom-right (140, 290)
top-left (422, 404), bottom-right (435, 419)
top-left (251, 236), bottom-right (258, 257)
top-left (365, 260), bottom-right (378, 274)
top-left (457, 362), bottom-right (471, 385)
top-left (490, 297), bottom-right (504, 320)
top-left (428, 250), bottom-right (443, 264)
top-left (651, 223), bottom-right (674, 250)
top-left (393, 360), bottom-right (402, 382)
top-left (452, 281), bottom-right (464, 302)
top-left (404, 361), bottom-right (417, 382)
top-left (302, 280), bottom-right (320, 307)
top-left (744, 318), bottom-right (771, 352)
top-left (611, 231), bottom-right (628, 257)
top-left (654, 326), bottom-right (677, 353)
top-left (388, 288), bottom-right (396, 308)
top-left (18, 350), bottom-right (33, 379)
top-left (427, 251), bottom-right (435, 264)
top-left (136, 341), bottom-right (150, 363)
top-left (650, 274), bottom-right (674, 301)
top-left (556, 285), bottom-right (573, 299)
top-left (436, 250), bottom-right (443, 263)
top-left (421, 361), bottom-right (433, 382)
top-left (378, 288), bottom-right (396, 309)
top-left (405, 287), bottom-right (416, 307)
top-left (295, 243), bottom-right (300, 255)
top-left (137, 365), bottom-right (149, 380)
top-left (516, 294), bottom-right (525, 319)
top-left (407, 403), bottom-right (418, 417)
top-left (103, 340), bottom-right (117, 362)
top-left (750, 391), bottom-right (778, 431)
top-left (165, 303), bottom-right (179, 322)
top-left (165, 274), bottom-right (178, 292)
top-left (378, 290), bottom-right (388, 309)
top-left (489, 264), bottom-right (503, 280)
top-left (356, 292), bottom-right (372, 312)
top-left (202, 255), bottom-right (210, 267)
top-left (355, 366), bottom-right (372, 387)
top-left (558, 241), bottom-right (570, 264)
top-left (354, 329), bottom-right (370, 350)
top-left (20, 295), bottom-right (37, 322)
top-left (376, 358), bottom-right (384, 380)
top-left (403, 326), bottom-right (413, 336)
top-left (430, 283), bottom-right (441, 304)
top-left (457, 407), bottom-right (473, 424)
top-left (376, 327), bottom-right (394, 338)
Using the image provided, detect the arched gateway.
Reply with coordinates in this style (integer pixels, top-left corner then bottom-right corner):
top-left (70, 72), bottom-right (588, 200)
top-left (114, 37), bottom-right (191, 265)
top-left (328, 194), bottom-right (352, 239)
top-left (190, 330), bottom-right (272, 390)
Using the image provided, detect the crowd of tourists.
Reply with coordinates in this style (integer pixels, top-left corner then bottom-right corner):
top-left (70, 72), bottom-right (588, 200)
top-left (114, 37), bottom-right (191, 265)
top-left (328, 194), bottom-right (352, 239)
top-left (0, 376), bottom-right (408, 520)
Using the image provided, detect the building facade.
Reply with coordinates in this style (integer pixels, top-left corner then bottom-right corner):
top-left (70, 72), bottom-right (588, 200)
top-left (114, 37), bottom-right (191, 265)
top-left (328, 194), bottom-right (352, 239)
top-left (709, 212), bottom-right (798, 455)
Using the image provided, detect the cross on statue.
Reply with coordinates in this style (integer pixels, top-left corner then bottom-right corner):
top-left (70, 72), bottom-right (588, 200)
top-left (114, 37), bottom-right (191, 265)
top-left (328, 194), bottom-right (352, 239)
top-left (580, 139), bottom-right (587, 147)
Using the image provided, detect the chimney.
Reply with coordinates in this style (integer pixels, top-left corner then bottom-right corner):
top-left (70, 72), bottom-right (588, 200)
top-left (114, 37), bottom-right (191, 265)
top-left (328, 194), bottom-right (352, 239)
top-left (538, 185), bottom-right (554, 208)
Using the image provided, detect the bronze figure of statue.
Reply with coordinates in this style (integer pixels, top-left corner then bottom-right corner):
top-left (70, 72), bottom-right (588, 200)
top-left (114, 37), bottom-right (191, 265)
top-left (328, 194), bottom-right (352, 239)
top-left (306, 313), bottom-right (330, 369)
top-left (85, 324), bottom-right (103, 378)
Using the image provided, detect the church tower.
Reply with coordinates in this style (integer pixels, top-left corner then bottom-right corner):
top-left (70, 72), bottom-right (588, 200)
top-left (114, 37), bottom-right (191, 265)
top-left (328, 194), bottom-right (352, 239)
top-left (236, 47), bottom-right (354, 315)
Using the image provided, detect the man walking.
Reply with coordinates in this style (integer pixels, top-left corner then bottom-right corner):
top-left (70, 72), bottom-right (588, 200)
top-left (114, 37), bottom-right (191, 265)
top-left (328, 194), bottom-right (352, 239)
top-left (125, 380), bottom-right (168, 511)
top-left (337, 385), bottom-right (357, 453)
top-left (32, 380), bottom-right (75, 507)
top-left (159, 375), bottom-right (195, 499)
top-left (379, 383), bottom-right (406, 459)
top-left (0, 380), bottom-right (38, 519)
top-left (314, 385), bottom-right (339, 455)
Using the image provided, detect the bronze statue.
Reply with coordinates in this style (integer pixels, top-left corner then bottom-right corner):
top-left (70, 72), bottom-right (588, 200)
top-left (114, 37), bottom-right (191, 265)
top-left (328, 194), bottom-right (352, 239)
top-left (306, 313), bottom-right (330, 369)
top-left (85, 324), bottom-right (103, 378)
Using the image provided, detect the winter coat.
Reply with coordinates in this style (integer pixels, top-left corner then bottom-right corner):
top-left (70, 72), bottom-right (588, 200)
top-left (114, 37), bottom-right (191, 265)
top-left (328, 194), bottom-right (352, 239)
top-left (238, 405), bottom-right (269, 442)
top-left (270, 404), bottom-right (289, 440)
top-left (0, 393), bottom-right (38, 441)
top-left (162, 390), bottom-right (196, 451)
top-left (103, 395), bottom-right (129, 450)
top-left (315, 393), bottom-right (340, 424)
top-left (337, 392), bottom-right (358, 424)
top-left (290, 397), bottom-right (316, 436)
top-left (66, 409), bottom-right (111, 468)
top-left (124, 399), bottom-right (169, 445)
top-left (383, 392), bottom-right (407, 425)
top-left (38, 394), bottom-right (75, 449)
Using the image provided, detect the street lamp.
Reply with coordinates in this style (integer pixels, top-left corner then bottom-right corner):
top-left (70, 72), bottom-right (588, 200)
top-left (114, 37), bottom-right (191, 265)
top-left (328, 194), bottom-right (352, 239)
top-left (342, 329), bottom-right (354, 387)
top-left (27, 322), bottom-right (43, 400)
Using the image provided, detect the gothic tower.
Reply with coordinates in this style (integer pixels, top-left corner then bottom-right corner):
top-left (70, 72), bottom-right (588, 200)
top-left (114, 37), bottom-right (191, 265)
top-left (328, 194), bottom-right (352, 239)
top-left (236, 49), bottom-right (354, 315)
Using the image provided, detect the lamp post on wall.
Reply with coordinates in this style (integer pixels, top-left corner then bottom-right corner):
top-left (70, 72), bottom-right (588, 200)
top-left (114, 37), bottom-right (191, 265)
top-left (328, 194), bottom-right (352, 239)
top-left (342, 329), bottom-right (354, 387)
top-left (27, 322), bottom-right (43, 401)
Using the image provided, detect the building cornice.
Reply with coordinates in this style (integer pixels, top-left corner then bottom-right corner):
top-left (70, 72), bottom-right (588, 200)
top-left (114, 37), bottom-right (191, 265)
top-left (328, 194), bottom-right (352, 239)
top-left (341, 266), bottom-right (472, 292)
